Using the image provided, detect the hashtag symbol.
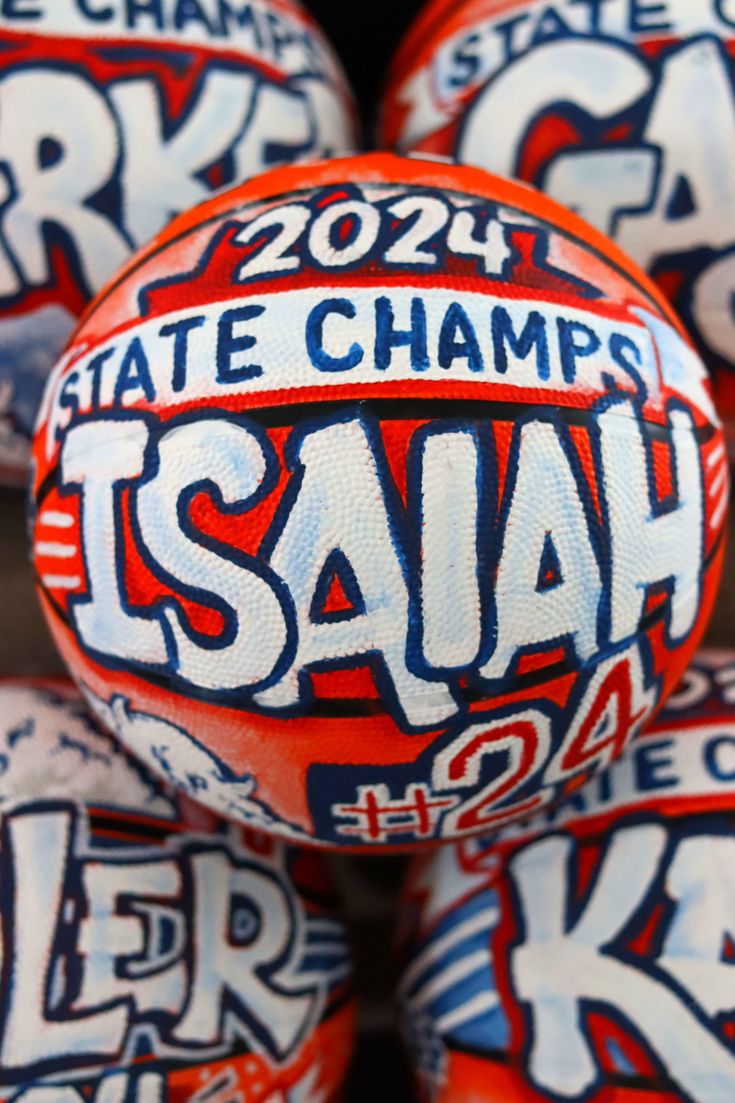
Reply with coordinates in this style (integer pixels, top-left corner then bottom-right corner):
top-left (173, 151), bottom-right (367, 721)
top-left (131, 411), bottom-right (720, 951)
top-left (333, 783), bottom-right (459, 844)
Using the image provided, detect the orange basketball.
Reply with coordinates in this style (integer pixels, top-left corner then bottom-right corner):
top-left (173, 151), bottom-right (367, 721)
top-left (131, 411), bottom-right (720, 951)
top-left (0, 678), bottom-right (355, 1098)
top-left (399, 650), bottom-right (735, 1102)
top-left (31, 152), bottom-right (726, 849)
top-left (382, 1), bottom-right (735, 434)
top-left (0, 0), bottom-right (355, 483)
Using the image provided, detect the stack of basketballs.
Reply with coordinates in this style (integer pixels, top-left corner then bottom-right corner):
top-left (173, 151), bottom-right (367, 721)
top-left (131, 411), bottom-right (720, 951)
top-left (0, 0), bottom-right (733, 1098)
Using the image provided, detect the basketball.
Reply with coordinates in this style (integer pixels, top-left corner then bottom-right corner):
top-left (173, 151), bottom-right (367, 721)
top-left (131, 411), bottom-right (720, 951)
top-left (399, 649), bottom-right (735, 1102)
top-left (382, 1), bottom-right (735, 431)
top-left (31, 152), bottom-right (726, 848)
top-left (0, 0), bottom-right (356, 483)
top-left (0, 678), bottom-right (355, 1099)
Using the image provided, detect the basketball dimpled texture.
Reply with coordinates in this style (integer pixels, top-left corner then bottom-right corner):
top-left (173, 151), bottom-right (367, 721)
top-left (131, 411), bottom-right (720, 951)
top-left (398, 650), bottom-right (735, 1103)
top-left (31, 153), bottom-right (727, 849)
top-left (382, 1), bottom-right (735, 430)
top-left (0, 0), bottom-right (356, 483)
top-left (0, 679), bottom-right (355, 1100)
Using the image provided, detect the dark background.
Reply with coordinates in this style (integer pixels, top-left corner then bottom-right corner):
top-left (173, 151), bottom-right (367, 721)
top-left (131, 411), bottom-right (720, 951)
top-left (308, 0), bottom-right (422, 140)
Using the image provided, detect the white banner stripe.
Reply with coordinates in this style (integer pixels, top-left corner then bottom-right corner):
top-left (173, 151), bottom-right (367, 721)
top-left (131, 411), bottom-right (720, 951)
top-left (38, 510), bottom-right (75, 529)
top-left (0, 0), bottom-right (325, 73)
top-left (35, 542), bottom-right (77, 559)
top-left (401, 908), bottom-right (498, 995)
top-left (41, 574), bottom-right (82, 590)
top-left (45, 284), bottom-right (701, 456)
top-left (434, 990), bottom-right (500, 1035)
top-left (412, 948), bottom-right (490, 1010)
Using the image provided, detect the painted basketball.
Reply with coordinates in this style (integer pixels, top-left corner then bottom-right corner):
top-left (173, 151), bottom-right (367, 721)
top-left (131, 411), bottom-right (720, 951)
top-left (0, 678), bottom-right (355, 1100)
top-left (31, 152), bottom-right (726, 849)
top-left (399, 649), bottom-right (735, 1102)
top-left (0, 0), bottom-right (356, 484)
top-left (382, 1), bottom-right (735, 433)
